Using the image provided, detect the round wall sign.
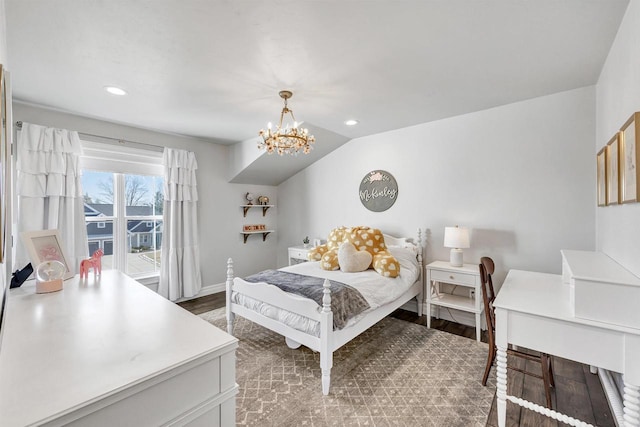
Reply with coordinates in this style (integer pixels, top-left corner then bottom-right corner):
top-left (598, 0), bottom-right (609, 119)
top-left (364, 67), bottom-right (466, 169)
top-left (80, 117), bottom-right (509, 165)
top-left (359, 170), bottom-right (398, 212)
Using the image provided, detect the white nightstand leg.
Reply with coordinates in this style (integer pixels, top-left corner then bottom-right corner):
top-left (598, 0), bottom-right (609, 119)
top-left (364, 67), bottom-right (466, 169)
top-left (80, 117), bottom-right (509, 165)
top-left (475, 313), bottom-right (481, 342)
top-left (435, 281), bottom-right (441, 320)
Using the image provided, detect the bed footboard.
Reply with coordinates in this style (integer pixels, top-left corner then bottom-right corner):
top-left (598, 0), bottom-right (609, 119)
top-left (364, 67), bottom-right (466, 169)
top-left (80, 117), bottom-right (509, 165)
top-left (225, 257), bottom-right (335, 395)
top-left (225, 258), bottom-right (236, 335)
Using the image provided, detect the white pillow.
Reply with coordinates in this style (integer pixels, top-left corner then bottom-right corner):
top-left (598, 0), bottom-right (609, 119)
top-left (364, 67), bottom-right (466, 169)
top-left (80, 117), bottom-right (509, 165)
top-left (388, 245), bottom-right (419, 264)
top-left (338, 242), bottom-right (373, 273)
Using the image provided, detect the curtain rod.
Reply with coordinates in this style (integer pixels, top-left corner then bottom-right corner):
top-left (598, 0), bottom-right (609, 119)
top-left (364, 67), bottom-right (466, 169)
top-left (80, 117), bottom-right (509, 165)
top-left (15, 121), bottom-right (164, 153)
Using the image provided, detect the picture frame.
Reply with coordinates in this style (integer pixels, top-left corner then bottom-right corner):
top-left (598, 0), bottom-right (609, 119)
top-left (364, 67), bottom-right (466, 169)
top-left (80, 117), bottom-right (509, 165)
top-left (20, 229), bottom-right (74, 280)
top-left (606, 132), bottom-right (621, 205)
top-left (596, 147), bottom-right (607, 207)
top-left (620, 112), bottom-right (640, 204)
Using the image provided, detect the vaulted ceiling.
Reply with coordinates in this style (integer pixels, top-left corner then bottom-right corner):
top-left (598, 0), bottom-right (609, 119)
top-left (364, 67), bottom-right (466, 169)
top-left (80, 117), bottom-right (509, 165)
top-left (5, 0), bottom-right (629, 183)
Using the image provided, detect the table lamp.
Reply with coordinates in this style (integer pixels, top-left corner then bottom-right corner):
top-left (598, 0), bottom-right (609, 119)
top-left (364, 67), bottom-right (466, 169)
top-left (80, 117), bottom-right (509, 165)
top-left (444, 226), bottom-right (470, 267)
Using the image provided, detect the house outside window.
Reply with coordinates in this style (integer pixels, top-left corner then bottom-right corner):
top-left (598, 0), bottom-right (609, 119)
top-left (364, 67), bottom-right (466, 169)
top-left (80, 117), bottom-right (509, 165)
top-left (81, 141), bottom-right (164, 280)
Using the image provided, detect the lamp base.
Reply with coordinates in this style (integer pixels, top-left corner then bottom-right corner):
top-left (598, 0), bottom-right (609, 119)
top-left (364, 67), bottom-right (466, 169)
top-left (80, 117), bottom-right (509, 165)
top-left (449, 248), bottom-right (464, 267)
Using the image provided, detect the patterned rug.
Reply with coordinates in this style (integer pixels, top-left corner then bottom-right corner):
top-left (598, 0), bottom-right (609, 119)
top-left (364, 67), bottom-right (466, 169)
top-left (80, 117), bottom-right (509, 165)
top-left (199, 309), bottom-right (496, 426)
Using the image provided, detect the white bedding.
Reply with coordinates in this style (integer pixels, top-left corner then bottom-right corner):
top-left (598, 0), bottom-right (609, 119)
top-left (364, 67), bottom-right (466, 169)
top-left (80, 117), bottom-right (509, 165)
top-left (232, 246), bottom-right (421, 336)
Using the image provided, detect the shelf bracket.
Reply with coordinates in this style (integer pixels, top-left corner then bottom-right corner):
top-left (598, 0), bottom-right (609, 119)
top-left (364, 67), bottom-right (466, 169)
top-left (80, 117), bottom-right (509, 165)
top-left (262, 206), bottom-right (270, 216)
top-left (241, 231), bottom-right (272, 244)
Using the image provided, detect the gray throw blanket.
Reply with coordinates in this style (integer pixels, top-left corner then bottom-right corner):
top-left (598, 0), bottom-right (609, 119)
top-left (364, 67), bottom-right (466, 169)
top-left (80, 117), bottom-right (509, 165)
top-left (243, 270), bottom-right (371, 330)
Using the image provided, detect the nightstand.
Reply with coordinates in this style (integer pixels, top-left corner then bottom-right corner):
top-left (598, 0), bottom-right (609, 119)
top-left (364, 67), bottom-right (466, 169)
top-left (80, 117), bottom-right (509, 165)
top-left (288, 245), bottom-right (312, 265)
top-left (425, 261), bottom-right (483, 342)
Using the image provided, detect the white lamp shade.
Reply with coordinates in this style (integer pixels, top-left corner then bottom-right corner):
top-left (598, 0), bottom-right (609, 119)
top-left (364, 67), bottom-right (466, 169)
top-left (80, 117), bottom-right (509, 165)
top-left (444, 226), bottom-right (470, 249)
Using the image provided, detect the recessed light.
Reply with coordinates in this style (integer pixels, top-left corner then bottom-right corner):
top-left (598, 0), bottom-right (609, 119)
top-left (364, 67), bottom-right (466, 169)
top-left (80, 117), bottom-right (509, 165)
top-left (104, 86), bottom-right (127, 96)
top-left (345, 119), bottom-right (359, 126)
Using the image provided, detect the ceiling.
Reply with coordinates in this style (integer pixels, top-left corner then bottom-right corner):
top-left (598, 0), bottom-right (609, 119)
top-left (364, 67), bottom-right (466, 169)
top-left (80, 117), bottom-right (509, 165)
top-left (5, 1), bottom-right (629, 147)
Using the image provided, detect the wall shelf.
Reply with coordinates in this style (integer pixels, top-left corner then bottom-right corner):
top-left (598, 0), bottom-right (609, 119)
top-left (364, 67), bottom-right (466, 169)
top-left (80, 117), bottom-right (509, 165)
top-left (240, 230), bottom-right (274, 244)
top-left (241, 204), bottom-right (274, 217)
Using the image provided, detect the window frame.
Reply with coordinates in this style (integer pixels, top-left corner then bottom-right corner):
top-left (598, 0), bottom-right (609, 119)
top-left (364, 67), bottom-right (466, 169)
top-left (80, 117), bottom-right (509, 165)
top-left (81, 140), bottom-right (164, 280)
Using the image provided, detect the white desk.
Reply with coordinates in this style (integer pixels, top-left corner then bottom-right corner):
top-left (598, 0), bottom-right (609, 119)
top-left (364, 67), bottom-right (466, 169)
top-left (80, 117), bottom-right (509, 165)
top-left (493, 270), bottom-right (640, 427)
top-left (0, 271), bottom-right (238, 426)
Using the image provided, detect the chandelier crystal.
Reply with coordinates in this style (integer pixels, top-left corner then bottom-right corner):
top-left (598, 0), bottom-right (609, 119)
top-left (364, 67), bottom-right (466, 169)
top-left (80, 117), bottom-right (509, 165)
top-left (258, 90), bottom-right (315, 156)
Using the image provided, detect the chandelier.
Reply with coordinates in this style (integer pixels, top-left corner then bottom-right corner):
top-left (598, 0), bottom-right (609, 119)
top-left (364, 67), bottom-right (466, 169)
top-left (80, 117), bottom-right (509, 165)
top-left (258, 90), bottom-right (315, 155)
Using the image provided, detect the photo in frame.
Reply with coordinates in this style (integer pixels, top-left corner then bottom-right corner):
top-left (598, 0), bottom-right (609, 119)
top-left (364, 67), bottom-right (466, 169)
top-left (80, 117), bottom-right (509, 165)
top-left (606, 132), bottom-right (621, 205)
top-left (596, 147), bottom-right (607, 207)
top-left (620, 112), bottom-right (640, 203)
top-left (20, 230), bottom-right (74, 280)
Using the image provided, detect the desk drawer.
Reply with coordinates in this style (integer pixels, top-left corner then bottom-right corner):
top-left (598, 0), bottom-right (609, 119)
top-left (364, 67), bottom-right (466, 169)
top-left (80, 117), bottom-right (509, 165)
top-left (289, 248), bottom-right (309, 260)
top-left (430, 269), bottom-right (476, 286)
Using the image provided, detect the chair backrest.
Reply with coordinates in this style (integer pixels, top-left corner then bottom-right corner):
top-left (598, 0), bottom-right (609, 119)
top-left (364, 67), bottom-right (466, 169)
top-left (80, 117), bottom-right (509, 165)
top-left (479, 257), bottom-right (496, 343)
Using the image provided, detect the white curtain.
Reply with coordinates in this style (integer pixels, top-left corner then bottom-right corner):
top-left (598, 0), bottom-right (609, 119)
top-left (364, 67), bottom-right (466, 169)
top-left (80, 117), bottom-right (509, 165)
top-left (16, 123), bottom-right (88, 273)
top-left (158, 148), bottom-right (202, 300)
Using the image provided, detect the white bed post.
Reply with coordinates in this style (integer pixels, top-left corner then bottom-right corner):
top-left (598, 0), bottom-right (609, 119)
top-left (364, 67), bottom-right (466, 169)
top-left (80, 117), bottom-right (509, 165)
top-left (226, 258), bottom-right (235, 335)
top-left (417, 228), bottom-right (424, 317)
top-left (320, 279), bottom-right (333, 395)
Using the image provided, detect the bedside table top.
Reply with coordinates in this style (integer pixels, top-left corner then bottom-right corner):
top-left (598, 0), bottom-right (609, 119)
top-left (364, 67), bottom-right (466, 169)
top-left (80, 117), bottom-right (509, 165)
top-left (426, 260), bottom-right (480, 275)
top-left (289, 245), bottom-right (312, 251)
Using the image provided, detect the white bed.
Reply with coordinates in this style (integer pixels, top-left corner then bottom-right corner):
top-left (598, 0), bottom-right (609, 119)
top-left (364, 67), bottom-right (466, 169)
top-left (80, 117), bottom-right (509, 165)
top-left (225, 229), bottom-right (424, 395)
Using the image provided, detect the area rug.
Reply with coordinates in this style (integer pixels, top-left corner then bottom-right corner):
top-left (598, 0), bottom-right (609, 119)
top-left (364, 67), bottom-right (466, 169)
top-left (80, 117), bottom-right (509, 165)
top-left (199, 309), bottom-right (496, 426)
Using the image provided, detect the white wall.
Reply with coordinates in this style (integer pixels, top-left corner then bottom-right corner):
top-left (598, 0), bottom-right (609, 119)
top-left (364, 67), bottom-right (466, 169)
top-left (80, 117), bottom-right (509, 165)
top-left (0, 0), bottom-right (8, 317)
top-left (12, 102), bottom-right (279, 292)
top-left (596, 0), bottom-right (640, 277)
top-left (0, 0), bottom-right (6, 63)
top-left (278, 87), bottom-right (596, 288)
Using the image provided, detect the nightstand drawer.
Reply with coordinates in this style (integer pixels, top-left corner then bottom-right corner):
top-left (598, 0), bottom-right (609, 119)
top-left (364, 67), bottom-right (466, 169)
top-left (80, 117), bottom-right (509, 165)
top-left (430, 269), bottom-right (476, 286)
top-left (289, 248), bottom-right (309, 260)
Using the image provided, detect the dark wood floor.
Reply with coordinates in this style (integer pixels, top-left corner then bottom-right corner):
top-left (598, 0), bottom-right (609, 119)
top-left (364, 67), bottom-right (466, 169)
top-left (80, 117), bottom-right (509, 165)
top-left (178, 294), bottom-right (615, 427)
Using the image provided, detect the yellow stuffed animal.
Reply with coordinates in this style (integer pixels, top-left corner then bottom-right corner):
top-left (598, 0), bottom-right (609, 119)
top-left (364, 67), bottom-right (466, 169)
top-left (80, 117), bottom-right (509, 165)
top-left (308, 226), bottom-right (346, 270)
top-left (308, 226), bottom-right (400, 277)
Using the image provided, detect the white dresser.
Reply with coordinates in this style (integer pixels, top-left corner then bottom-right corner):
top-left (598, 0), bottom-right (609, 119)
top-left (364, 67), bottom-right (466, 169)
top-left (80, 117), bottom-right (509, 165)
top-left (0, 270), bottom-right (238, 427)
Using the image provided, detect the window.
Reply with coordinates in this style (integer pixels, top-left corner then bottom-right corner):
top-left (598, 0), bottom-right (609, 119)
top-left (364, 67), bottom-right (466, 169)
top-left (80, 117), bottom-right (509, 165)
top-left (81, 141), bottom-right (164, 279)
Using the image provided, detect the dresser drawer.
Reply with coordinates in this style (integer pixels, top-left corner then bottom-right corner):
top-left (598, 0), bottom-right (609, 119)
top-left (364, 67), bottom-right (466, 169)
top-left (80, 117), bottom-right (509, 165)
top-left (289, 248), bottom-right (309, 260)
top-left (430, 269), bottom-right (476, 286)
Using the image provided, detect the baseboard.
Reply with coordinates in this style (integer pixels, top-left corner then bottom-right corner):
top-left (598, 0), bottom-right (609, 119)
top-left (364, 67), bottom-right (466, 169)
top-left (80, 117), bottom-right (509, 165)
top-left (173, 282), bottom-right (225, 303)
top-left (197, 283), bottom-right (225, 297)
top-left (400, 299), bottom-right (419, 313)
top-left (598, 368), bottom-right (624, 427)
top-left (427, 304), bottom-right (486, 330)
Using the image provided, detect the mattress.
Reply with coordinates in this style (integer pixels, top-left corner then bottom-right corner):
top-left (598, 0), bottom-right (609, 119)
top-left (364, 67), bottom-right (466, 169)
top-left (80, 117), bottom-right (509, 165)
top-left (232, 245), bottom-right (420, 337)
